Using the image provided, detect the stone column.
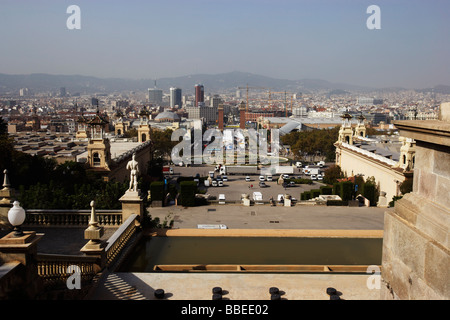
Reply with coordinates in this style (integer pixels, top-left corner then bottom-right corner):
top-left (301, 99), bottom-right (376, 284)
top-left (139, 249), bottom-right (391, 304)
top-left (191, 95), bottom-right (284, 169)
top-left (382, 102), bottom-right (450, 299)
top-left (284, 194), bottom-right (291, 207)
top-left (119, 189), bottom-right (144, 223)
top-left (0, 231), bottom-right (44, 299)
top-left (0, 170), bottom-right (15, 219)
top-left (242, 193), bottom-right (251, 206)
top-left (80, 201), bottom-right (105, 267)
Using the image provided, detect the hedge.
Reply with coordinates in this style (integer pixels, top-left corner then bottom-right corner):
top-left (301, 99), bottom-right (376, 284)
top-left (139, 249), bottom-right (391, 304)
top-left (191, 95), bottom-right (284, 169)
top-left (362, 183), bottom-right (377, 206)
top-left (333, 183), bottom-right (342, 197)
top-left (320, 186), bottom-right (333, 195)
top-left (179, 181), bottom-right (197, 207)
top-left (310, 189), bottom-right (321, 198)
top-left (340, 181), bottom-right (354, 201)
top-left (150, 181), bottom-right (165, 202)
top-left (326, 200), bottom-right (348, 206)
top-left (301, 191), bottom-right (312, 200)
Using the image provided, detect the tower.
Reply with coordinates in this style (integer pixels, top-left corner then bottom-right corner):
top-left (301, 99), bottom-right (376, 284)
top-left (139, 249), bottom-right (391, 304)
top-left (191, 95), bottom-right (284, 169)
top-left (397, 137), bottom-right (416, 171)
top-left (354, 113), bottom-right (366, 138)
top-left (239, 101), bottom-right (246, 130)
top-left (76, 113), bottom-right (89, 139)
top-left (195, 84), bottom-right (204, 107)
top-left (114, 109), bottom-right (126, 136)
top-left (137, 106), bottom-right (151, 143)
top-left (170, 87), bottom-right (182, 109)
top-left (239, 101), bottom-right (245, 129)
top-left (338, 112), bottom-right (353, 145)
top-left (218, 103), bottom-right (224, 130)
top-left (31, 107), bottom-right (40, 132)
top-left (86, 110), bottom-right (111, 170)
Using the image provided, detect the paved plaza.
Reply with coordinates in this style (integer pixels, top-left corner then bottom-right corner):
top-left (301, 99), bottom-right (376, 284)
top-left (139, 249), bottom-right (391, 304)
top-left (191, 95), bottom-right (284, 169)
top-left (149, 204), bottom-right (387, 230)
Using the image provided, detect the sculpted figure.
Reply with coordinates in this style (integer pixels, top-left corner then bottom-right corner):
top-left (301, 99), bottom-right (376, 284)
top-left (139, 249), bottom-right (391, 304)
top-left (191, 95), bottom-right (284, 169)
top-left (126, 153), bottom-right (139, 192)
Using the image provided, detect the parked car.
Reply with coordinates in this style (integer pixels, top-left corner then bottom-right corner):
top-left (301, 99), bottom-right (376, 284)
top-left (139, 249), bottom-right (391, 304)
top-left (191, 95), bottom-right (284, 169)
top-left (222, 175), bottom-right (228, 182)
top-left (212, 179), bottom-right (218, 187)
top-left (317, 174), bottom-right (323, 180)
top-left (289, 181), bottom-right (296, 187)
top-left (245, 176), bottom-right (251, 182)
top-left (311, 174), bottom-right (317, 181)
top-left (259, 175), bottom-right (265, 181)
top-left (282, 174), bottom-right (289, 179)
top-left (266, 175), bottom-right (273, 181)
top-left (218, 180), bottom-right (224, 187)
top-left (259, 181), bottom-right (267, 188)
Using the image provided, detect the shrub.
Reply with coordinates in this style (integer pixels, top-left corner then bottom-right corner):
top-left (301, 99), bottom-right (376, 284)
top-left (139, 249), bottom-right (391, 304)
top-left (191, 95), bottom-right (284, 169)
top-left (301, 192), bottom-right (312, 200)
top-left (326, 200), bottom-right (348, 206)
top-left (150, 181), bottom-right (165, 202)
top-left (333, 182), bottom-right (341, 197)
top-left (179, 181), bottom-right (197, 207)
top-left (320, 186), bottom-right (333, 195)
top-left (310, 189), bottom-right (321, 198)
top-left (362, 183), bottom-right (376, 206)
top-left (340, 181), bottom-right (354, 201)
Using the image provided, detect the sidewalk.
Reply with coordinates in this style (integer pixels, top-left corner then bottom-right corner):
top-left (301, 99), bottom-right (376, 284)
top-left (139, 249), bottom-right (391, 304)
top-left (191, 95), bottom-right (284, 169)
top-left (89, 271), bottom-right (382, 300)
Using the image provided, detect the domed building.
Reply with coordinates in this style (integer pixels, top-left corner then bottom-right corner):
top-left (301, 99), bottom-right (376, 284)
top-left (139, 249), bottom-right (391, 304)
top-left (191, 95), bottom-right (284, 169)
top-left (154, 111), bottom-right (181, 123)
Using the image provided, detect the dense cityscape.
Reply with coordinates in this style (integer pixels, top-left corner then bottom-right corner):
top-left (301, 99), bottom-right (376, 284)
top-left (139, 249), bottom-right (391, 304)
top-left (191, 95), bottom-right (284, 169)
top-left (0, 0), bottom-right (448, 309)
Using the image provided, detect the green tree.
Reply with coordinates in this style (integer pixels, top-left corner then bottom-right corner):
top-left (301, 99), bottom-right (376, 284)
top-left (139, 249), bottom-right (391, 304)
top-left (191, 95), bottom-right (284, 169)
top-left (323, 165), bottom-right (343, 185)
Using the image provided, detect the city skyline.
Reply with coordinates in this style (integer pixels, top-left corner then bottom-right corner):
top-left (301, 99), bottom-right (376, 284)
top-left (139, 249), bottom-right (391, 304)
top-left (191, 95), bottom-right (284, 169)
top-left (0, 0), bottom-right (449, 89)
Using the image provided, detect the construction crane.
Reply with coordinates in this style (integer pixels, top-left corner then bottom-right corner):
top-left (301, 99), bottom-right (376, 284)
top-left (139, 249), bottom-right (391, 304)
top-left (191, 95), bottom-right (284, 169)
top-left (237, 85), bottom-right (268, 112)
top-left (267, 90), bottom-right (294, 116)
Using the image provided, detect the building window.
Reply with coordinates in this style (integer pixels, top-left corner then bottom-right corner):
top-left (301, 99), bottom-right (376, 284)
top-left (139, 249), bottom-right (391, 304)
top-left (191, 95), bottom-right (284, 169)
top-left (141, 133), bottom-right (147, 142)
top-left (93, 152), bottom-right (101, 167)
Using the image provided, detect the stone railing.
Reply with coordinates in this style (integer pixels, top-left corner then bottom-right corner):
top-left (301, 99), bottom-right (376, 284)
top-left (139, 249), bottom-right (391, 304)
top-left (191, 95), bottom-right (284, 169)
top-left (35, 214), bottom-right (140, 291)
top-left (105, 214), bottom-right (139, 267)
top-left (36, 253), bottom-right (100, 289)
top-left (24, 209), bottom-right (123, 227)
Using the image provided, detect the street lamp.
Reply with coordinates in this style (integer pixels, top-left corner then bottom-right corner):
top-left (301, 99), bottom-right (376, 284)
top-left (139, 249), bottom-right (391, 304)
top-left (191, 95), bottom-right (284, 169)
top-left (8, 201), bottom-right (26, 237)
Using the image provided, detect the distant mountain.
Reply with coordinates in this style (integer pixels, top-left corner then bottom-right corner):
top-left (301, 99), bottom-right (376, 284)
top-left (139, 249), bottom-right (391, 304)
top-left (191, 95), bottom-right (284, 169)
top-left (0, 71), bottom-right (446, 95)
top-left (415, 85), bottom-right (450, 94)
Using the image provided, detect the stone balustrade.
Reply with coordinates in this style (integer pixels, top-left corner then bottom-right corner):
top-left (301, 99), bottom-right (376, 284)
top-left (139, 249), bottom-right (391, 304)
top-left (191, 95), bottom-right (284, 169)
top-left (36, 253), bottom-right (99, 289)
top-left (24, 209), bottom-right (123, 227)
top-left (105, 214), bottom-right (139, 267)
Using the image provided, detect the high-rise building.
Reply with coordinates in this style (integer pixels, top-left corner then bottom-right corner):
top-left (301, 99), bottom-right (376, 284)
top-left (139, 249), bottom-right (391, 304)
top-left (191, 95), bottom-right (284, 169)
top-left (170, 87), bottom-right (182, 109)
top-left (91, 97), bottom-right (99, 107)
top-left (148, 88), bottom-right (163, 105)
top-left (210, 95), bottom-right (222, 108)
top-left (60, 87), bottom-right (67, 97)
top-left (195, 84), bottom-right (204, 107)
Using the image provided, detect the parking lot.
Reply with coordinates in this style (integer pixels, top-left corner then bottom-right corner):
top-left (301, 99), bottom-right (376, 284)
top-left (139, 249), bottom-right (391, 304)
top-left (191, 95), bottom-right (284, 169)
top-left (167, 164), bottom-right (327, 202)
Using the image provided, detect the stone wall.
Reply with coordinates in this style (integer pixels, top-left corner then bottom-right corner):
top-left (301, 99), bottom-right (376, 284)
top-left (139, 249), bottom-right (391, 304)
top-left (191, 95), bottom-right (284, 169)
top-left (336, 144), bottom-right (408, 203)
top-left (107, 141), bottom-right (152, 183)
top-left (381, 103), bottom-right (450, 299)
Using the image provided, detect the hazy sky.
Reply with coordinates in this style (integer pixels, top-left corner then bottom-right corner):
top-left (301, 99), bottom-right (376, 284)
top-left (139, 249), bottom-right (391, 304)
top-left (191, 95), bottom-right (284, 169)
top-left (1, 0), bottom-right (449, 88)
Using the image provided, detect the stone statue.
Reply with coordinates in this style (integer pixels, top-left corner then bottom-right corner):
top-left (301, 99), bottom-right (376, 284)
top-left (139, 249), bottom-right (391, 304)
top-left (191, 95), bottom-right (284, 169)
top-left (126, 153), bottom-right (139, 192)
